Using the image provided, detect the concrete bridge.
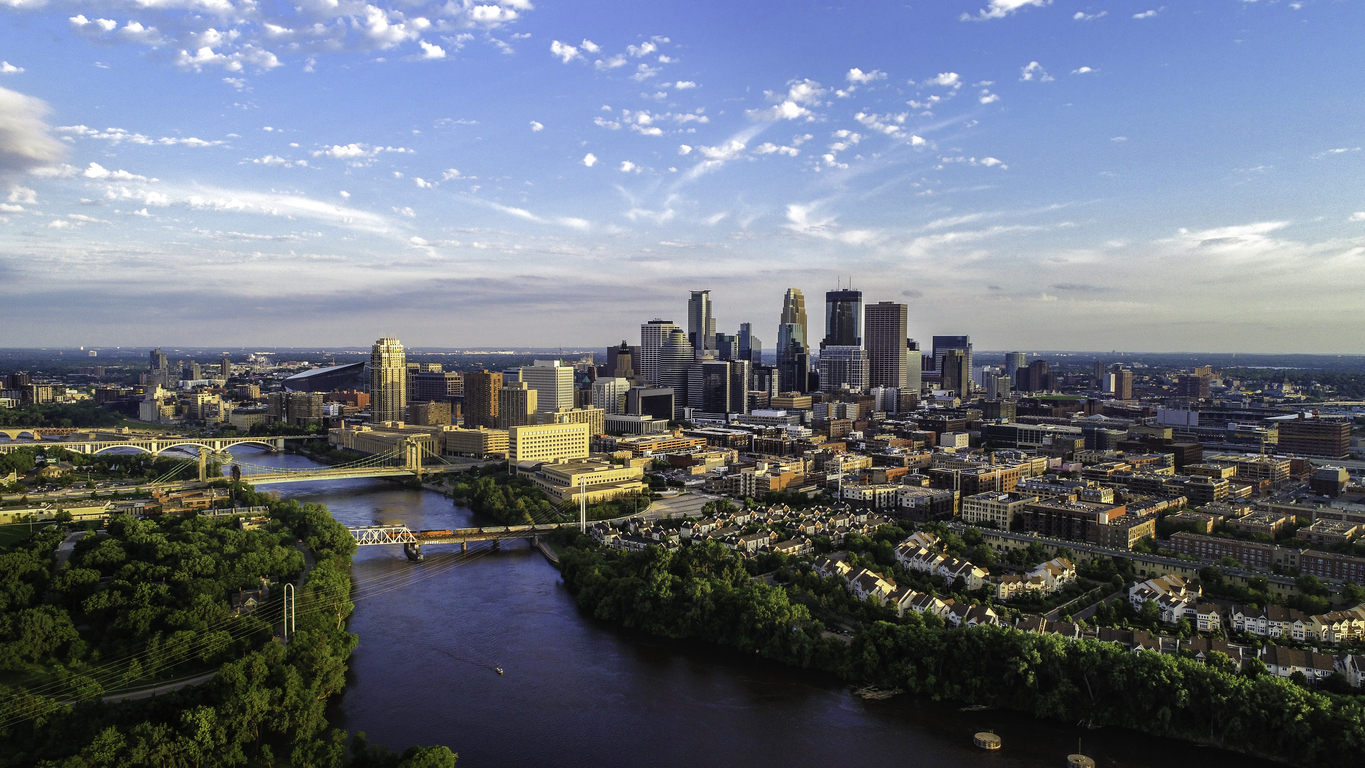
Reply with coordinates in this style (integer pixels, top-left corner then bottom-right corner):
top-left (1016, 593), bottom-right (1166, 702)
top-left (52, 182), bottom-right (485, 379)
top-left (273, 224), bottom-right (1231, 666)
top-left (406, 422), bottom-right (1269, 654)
top-left (0, 434), bottom-right (297, 457)
top-left (348, 523), bottom-right (572, 560)
top-left (241, 464), bottom-right (465, 485)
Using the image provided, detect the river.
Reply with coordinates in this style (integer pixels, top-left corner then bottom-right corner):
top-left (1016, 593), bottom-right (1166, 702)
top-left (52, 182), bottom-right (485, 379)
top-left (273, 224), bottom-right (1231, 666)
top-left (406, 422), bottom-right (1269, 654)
top-left (229, 447), bottom-right (1276, 768)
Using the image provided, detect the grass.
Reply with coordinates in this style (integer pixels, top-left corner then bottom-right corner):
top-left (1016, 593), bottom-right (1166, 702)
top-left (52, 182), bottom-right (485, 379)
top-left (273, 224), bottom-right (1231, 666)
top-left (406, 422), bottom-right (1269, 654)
top-left (0, 521), bottom-right (56, 548)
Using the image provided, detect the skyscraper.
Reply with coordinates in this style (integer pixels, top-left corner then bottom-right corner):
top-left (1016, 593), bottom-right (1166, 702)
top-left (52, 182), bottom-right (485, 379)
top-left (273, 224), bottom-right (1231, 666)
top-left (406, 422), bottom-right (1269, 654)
top-left (932, 336), bottom-right (973, 394)
top-left (498, 381), bottom-right (538, 428)
top-left (640, 319), bottom-right (679, 385)
top-left (737, 323), bottom-right (761, 364)
top-left (939, 349), bottom-right (969, 396)
top-left (687, 290), bottom-right (716, 358)
top-left (1006, 352), bottom-right (1027, 386)
top-left (220, 356), bottom-right (231, 379)
top-left (777, 322), bottom-right (809, 393)
top-left (865, 302), bottom-right (908, 389)
top-left (781, 288), bottom-right (808, 341)
top-left (659, 328), bottom-right (694, 419)
top-left (463, 370), bottom-right (502, 428)
top-left (520, 360), bottom-right (574, 414)
top-left (823, 288), bottom-right (862, 348)
top-left (818, 346), bottom-right (870, 393)
top-left (906, 339), bottom-right (923, 393)
top-left (688, 359), bottom-right (733, 414)
top-left (369, 337), bottom-right (406, 423)
top-left (1112, 364), bottom-right (1134, 400)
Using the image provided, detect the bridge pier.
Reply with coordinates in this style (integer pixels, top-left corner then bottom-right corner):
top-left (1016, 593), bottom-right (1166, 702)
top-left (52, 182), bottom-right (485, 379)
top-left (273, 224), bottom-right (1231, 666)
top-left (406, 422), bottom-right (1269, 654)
top-left (461, 542), bottom-right (467, 552)
top-left (403, 543), bottom-right (424, 562)
top-left (492, 540), bottom-right (500, 551)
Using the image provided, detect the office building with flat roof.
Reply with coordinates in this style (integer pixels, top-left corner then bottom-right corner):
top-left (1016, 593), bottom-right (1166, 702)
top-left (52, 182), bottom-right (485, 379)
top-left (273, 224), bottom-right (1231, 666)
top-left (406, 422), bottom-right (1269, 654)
top-left (369, 337), bottom-right (406, 423)
top-left (865, 301), bottom-right (908, 389)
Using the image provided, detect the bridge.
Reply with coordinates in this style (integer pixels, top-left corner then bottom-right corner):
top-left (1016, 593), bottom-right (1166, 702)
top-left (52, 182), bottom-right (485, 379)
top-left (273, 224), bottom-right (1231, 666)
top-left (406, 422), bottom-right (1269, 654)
top-left (348, 523), bottom-right (574, 560)
top-left (0, 434), bottom-right (299, 457)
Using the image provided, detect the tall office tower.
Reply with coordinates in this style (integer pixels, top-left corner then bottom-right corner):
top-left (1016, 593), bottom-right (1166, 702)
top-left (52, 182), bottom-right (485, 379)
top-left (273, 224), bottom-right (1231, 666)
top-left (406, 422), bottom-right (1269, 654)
top-left (592, 376), bottom-right (630, 414)
top-left (737, 323), bottom-right (762, 364)
top-left (777, 322), bottom-right (810, 393)
top-left (1018, 359), bottom-right (1050, 392)
top-left (823, 288), bottom-right (863, 348)
top-left (865, 302), bottom-right (908, 389)
top-left (688, 359), bottom-right (733, 414)
top-left (640, 319), bottom-right (679, 385)
top-left (1092, 360), bottom-right (1106, 383)
top-left (906, 339), bottom-right (923, 393)
top-left (939, 349), bottom-right (969, 395)
top-left (985, 374), bottom-right (1011, 401)
top-left (713, 332), bottom-right (739, 361)
top-left (658, 328), bottom-right (694, 418)
top-left (410, 370), bottom-right (461, 402)
top-left (1006, 352), bottom-right (1027, 386)
top-left (728, 359), bottom-right (751, 414)
top-left (220, 357), bottom-right (231, 379)
top-left (463, 370), bottom-right (502, 428)
top-left (520, 360), bottom-right (574, 414)
top-left (149, 348), bottom-right (169, 386)
top-left (687, 290), bottom-right (716, 357)
top-left (818, 346), bottom-right (870, 393)
top-left (498, 381), bottom-right (538, 428)
top-left (182, 362), bottom-right (202, 382)
top-left (932, 336), bottom-right (973, 393)
top-left (369, 337), bottom-right (407, 423)
top-left (605, 341), bottom-right (640, 380)
top-left (1111, 364), bottom-right (1134, 400)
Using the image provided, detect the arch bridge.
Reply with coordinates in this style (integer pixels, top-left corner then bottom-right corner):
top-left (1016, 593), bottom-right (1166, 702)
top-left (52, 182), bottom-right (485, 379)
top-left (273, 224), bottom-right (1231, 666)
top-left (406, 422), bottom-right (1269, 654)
top-left (0, 435), bottom-right (295, 457)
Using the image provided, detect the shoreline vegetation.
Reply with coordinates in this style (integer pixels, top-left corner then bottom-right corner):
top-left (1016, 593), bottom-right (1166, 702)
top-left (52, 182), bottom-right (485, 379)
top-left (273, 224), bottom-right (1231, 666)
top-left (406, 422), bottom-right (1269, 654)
top-left (555, 530), bottom-right (1365, 768)
top-left (0, 482), bottom-right (457, 768)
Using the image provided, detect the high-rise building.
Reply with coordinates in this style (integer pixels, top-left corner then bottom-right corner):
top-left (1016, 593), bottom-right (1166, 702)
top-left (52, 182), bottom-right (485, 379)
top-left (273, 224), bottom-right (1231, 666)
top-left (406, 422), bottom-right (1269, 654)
top-left (823, 288), bottom-right (862, 348)
top-left (627, 386), bottom-right (675, 420)
top-left (659, 328), bottom-right (694, 418)
top-left (606, 342), bottom-right (640, 380)
top-left (713, 332), bottom-right (739, 361)
top-left (781, 288), bottom-right (808, 339)
top-left (932, 336), bottom-right (973, 393)
top-left (865, 302), bottom-right (908, 389)
top-left (688, 359), bottom-right (733, 414)
top-left (728, 359), bottom-right (751, 414)
top-left (737, 323), bottom-right (761, 364)
top-left (592, 377), bottom-right (630, 414)
top-left (777, 322), bottom-right (810, 393)
top-left (220, 357), bottom-right (231, 380)
top-left (640, 319), bottom-right (679, 385)
top-left (463, 370), bottom-right (502, 428)
top-left (508, 422), bottom-right (590, 467)
top-left (1111, 365), bottom-right (1134, 400)
top-left (1278, 415), bottom-right (1351, 458)
top-left (409, 401), bottom-right (452, 427)
top-left (1176, 375), bottom-right (1211, 399)
top-left (1006, 352), bottom-right (1027, 386)
top-left (499, 381), bottom-right (538, 428)
top-left (1092, 360), bottom-right (1106, 383)
top-left (818, 346), bottom-right (870, 393)
top-left (985, 374), bottom-right (1011, 401)
top-left (939, 349), bottom-right (969, 395)
top-left (410, 371), bottom-right (461, 402)
top-left (1019, 360), bottom-right (1051, 393)
top-left (369, 337), bottom-right (406, 423)
top-left (906, 339), bottom-right (923, 393)
top-left (520, 360), bottom-right (574, 414)
top-left (687, 290), bottom-right (716, 357)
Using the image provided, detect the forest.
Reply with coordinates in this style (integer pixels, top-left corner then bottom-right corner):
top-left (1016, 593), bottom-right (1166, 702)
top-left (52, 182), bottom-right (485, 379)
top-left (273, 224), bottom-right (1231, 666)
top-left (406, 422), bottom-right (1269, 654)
top-left (0, 403), bottom-right (124, 429)
top-left (559, 536), bottom-right (1365, 768)
top-left (0, 483), bottom-right (456, 767)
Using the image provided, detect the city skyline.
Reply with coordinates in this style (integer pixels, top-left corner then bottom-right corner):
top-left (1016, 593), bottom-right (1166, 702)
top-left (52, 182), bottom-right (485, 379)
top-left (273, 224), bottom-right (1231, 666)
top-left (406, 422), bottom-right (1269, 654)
top-left (2, 1), bottom-right (1365, 352)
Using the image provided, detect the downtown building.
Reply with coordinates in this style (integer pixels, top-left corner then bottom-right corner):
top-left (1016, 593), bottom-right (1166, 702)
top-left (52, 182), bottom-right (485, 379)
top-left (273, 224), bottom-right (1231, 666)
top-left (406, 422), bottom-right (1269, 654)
top-left (369, 337), bottom-right (406, 423)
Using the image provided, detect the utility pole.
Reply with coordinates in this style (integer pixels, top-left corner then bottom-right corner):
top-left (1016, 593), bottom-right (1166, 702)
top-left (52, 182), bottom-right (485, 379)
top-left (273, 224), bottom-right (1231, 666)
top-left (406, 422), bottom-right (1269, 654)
top-left (580, 475), bottom-right (587, 532)
top-left (283, 583), bottom-right (295, 643)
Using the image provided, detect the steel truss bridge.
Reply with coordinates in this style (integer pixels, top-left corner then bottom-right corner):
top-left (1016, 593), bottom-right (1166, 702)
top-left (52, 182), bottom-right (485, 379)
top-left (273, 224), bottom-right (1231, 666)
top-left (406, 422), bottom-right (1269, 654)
top-left (348, 523), bottom-right (573, 561)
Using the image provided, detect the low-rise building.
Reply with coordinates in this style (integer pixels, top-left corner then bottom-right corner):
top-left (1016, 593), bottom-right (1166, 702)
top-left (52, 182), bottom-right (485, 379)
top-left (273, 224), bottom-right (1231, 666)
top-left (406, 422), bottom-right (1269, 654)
top-left (961, 491), bottom-right (1038, 530)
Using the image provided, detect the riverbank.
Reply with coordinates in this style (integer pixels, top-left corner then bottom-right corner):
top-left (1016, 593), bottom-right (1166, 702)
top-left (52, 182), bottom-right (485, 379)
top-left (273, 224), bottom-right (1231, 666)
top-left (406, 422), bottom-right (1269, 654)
top-left (557, 537), bottom-right (1365, 768)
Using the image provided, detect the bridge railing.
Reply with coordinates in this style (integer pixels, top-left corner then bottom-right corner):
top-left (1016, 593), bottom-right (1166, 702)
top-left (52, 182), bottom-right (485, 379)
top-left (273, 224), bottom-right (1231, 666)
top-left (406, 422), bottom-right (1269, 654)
top-left (348, 525), bottom-right (418, 545)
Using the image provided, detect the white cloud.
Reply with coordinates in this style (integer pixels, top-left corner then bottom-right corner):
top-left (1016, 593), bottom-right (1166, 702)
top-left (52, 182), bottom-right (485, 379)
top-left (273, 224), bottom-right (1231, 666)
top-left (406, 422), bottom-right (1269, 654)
top-left (419, 40), bottom-right (446, 59)
top-left (754, 142), bottom-right (800, 157)
top-left (249, 154), bottom-right (307, 168)
top-left (83, 162), bottom-right (147, 181)
top-left (414, 177), bottom-right (434, 188)
top-left (1311, 147), bottom-right (1360, 159)
top-left (962, 0), bottom-right (1050, 21)
top-left (619, 160), bottom-right (639, 172)
top-left (0, 62), bottom-right (23, 74)
top-left (1020, 61), bottom-right (1053, 82)
top-left (1074, 11), bottom-right (1106, 20)
top-left (678, 145), bottom-right (692, 155)
top-left (339, 190), bottom-right (350, 198)
top-left (529, 120), bottom-right (543, 132)
top-left (672, 80), bottom-right (696, 89)
top-left (627, 41), bottom-right (656, 58)
top-left (311, 143), bottom-right (413, 164)
top-left (1349, 212), bottom-right (1365, 222)
top-left (8, 185), bottom-right (36, 203)
top-left (0, 86), bottom-right (67, 178)
top-left (980, 90), bottom-right (1000, 104)
top-left (441, 168), bottom-right (463, 180)
top-left (938, 155), bottom-right (1009, 170)
top-left (1133, 9), bottom-right (1160, 19)
top-left (595, 55), bottom-right (627, 70)
top-left (48, 219), bottom-right (71, 229)
top-left (747, 78), bottom-right (824, 121)
top-left (580, 39), bottom-right (600, 53)
top-left (1111, 136), bottom-right (1128, 142)
top-left (393, 206), bottom-right (416, 217)
top-left (57, 125), bottom-right (224, 147)
top-left (1072, 66), bottom-right (1095, 74)
top-left (854, 111), bottom-right (908, 137)
top-left (846, 67), bottom-right (886, 84)
top-left (594, 116), bottom-right (621, 130)
top-left (550, 40), bottom-right (580, 63)
top-left (582, 153), bottom-right (597, 167)
top-left (630, 63), bottom-right (659, 81)
top-left (923, 72), bottom-right (962, 89)
top-left (0, 203), bottom-right (21, 212)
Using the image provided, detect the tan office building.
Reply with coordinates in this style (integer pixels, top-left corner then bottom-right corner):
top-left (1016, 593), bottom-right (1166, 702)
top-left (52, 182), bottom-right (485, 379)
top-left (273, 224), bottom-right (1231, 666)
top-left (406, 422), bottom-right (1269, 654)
top-left (509, 422), bottom-right (590, 468)
top-left (499, 382), bottom-right (538, 429)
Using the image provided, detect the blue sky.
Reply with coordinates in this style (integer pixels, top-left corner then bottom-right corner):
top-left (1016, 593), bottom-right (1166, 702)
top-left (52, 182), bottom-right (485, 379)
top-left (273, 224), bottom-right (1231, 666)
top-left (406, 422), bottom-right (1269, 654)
top-left (1, 0), bottom-right (1363, 352)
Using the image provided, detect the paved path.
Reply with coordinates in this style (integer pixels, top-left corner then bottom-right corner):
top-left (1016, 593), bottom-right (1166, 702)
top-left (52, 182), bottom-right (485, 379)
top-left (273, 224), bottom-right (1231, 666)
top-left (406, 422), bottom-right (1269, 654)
top-left (52, 530), bottom-right (85, 570)
top-left (99, 670), bottom-right (219, 703)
